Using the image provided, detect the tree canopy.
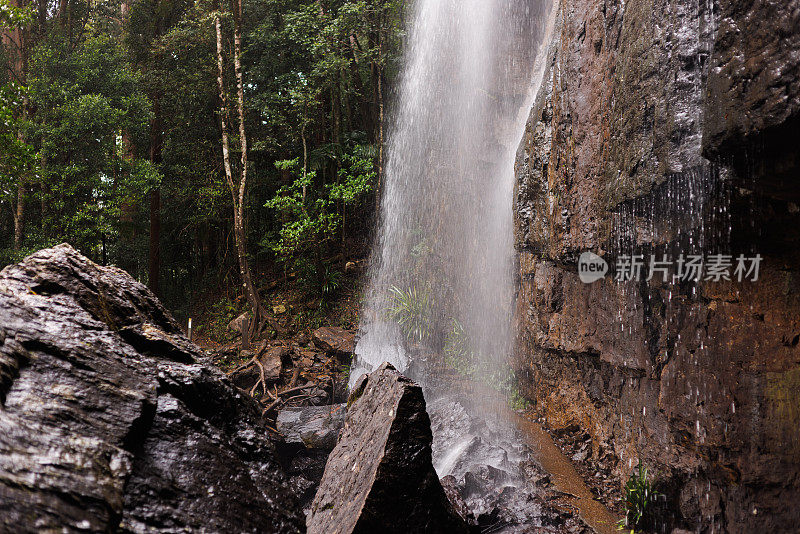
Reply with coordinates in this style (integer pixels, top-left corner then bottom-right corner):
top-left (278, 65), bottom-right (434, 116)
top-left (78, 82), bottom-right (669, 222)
top-left (0, 0), bottom-right (404, 316)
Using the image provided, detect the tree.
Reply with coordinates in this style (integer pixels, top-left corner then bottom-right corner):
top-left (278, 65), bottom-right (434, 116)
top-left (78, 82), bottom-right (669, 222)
top-left (26, 32), bottom-right (157, 261)
top-left (214, 0), bottom-right (265, 341)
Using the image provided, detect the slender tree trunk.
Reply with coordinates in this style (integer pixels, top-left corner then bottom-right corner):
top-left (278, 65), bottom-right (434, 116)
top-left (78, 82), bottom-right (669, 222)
top-left (148, 96), bottom-right (162, 295)
top-left (13, 181), bottom-right (24, 250)
top-left (148, 189), bottom-right (160, 293)
top-left (301, 121), bottom-right (308, 202)
top-left (7, 0), bottom-right (27, 250)
top-left (215, 6), bottom-right (264, 342)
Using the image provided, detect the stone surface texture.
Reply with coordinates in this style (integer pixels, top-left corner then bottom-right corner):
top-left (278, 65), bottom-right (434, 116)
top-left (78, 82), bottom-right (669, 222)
top-left (514, 0), bottom-right (800, 532)
top-left (277, 404), bottom-right (347, 512)
top-left (311, 326), bottom-right (355, 356)
top-left (307, 363), bottom-right (468, 534)
top-left (0, 244), bottom-right (304, 533)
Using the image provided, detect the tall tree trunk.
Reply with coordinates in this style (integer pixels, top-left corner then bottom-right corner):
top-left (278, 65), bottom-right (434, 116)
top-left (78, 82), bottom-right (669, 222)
top-left (13, 181), bottom-right (24, 250)
top-left (301, 121), bottom-right (308, 202)
top-left (6, 0), bottom-right (28, 250)
top-left (148, 189), bottom-right (160, 293)
top-left (148, 96), bottom-right (162, 295)
top-left (215, 6), bottom-right (264, 342)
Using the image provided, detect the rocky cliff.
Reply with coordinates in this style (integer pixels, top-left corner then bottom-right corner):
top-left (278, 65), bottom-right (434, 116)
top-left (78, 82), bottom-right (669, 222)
top-left (0, 245), bottom-right (304, 533)
top-left (513, 0), bottom-right (800, 532)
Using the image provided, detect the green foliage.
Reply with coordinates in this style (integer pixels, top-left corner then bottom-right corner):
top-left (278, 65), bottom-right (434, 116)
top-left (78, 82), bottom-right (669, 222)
top-left (386, 284), bottom-right (433, 343)
top-left (321, 264), bottom-right (343, 299)
top-left (265, 146), bottom-right (375, 260)
top-left (198, 296), bottom-right (244, 342)
top-left (618, 461), bottom-right (661, 533)
top-left (0, 83), bottom-right (36, 199)
top-left (293, 257), bottom-right (344, 302)
top-left (0, 0), bottom-right (34, 28)
top-left (329, 146), bottom-right (376, 203)
top-left (20, 32), bottom-right (158, 258)
top-left (0, 0), bottom-right (404, 315)
top-left (264, 159), bottom-right (337, 259)
top-left (264, 144), bottom-right (373, 293)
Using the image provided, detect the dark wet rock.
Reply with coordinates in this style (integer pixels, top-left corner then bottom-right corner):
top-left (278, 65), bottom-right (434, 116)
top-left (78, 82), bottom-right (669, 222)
top-left (0, 244), bottom-right (304, 533)
top-left (311, 326), bottom-right (355, 356)
top-left (703, 0), bottom-right (800, 201)
top-left (276, 405), bottom-right (344, 513)
top-left (307, 363), bottom-right (469, 534)
top-left (277, 404), bottom-right (345, 449)
top-left (440, 475), bottom-right (476, 527)
top-left (514, 0), bottom-right (800, 531)
top-left (284, 449), bottom-right (331, 512)
top-left (305, 386), bottom-right (332, 406)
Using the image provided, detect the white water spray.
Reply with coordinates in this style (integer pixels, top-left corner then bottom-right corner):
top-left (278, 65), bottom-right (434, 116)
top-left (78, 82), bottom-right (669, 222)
top-left (354, 0), bottom-right (556, 393)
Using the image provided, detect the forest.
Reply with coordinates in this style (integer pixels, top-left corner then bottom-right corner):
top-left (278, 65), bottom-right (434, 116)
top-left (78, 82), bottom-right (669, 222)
top-left (2, 0), bottom-right (799, 531)
top-left (0, 0), bottom-right (402, 323)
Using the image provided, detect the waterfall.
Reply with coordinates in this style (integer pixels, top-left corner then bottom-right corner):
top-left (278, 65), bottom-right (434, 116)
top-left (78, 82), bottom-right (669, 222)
top-left (354, 0), bottom-right (556, 393)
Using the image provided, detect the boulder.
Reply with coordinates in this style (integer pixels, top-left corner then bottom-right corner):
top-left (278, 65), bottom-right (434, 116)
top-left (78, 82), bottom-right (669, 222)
top-left (261, 345), bottom-right (289, 380)
top-left (0, 245), bottom-right (304, 533)
top-left (307, 363), bottom-right (469, 534)
top-left (277, 404), bottom-right (346, 450)
top-left (311, 326), bottom-right (355, 356)
top-left (227, 311), bottom-right (251, 335)
top-left (277, 405), bottom-right (347, 511)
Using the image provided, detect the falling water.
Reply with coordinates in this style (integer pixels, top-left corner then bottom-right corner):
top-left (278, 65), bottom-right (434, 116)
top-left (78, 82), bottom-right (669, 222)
top-left (349, 4), bottom-right (620, 530)
top-left (354, 0), bottom-right (555, 389)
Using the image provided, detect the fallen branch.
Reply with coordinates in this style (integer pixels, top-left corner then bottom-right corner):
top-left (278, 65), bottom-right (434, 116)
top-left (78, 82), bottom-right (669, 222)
top-left (260, 383), bottom-right (318, 416)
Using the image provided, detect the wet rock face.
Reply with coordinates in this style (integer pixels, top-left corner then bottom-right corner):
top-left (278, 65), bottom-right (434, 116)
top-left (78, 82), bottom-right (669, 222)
top-left (277, 404), bottom-right (347, 511)
top-left (0, 244), bottom-right (304, 533)
top-left (703, 0), bottom-right (800, 200)
top-left (514, 0), bottom-right (800, 532)
top-left (307, 363), bottom-right (468, 534)
top-left (311, 326), bottom-right (356, 356)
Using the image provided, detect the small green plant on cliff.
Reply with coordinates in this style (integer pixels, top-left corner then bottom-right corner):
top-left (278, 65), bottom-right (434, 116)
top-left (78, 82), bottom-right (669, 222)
top-left (386, 284), bottom-right (433, 343)
top-left (618, 461), bottom-right (661, 533)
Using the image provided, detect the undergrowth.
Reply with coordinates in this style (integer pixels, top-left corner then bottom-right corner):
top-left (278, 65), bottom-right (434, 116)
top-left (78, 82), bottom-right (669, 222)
top-left (618, 461), bottom-right (662, 533)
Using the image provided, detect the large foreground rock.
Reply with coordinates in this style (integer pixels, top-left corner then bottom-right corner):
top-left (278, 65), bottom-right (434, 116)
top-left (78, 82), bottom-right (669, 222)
top-left (0, 244), bottom-right (304, 533)
top-left (307, 363), bottom-right (468, 534)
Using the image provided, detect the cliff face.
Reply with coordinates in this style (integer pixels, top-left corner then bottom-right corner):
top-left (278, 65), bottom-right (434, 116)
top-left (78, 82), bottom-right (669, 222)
top-left (513, 0), bottom-right (800, 532)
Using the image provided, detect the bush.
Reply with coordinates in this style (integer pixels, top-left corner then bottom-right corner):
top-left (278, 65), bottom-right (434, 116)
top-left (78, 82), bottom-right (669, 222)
top-left (386, 284), bottom-right (433, 343)
top-left (618, 461), bottom-right (661, 533)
